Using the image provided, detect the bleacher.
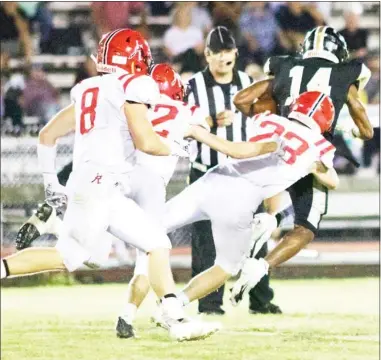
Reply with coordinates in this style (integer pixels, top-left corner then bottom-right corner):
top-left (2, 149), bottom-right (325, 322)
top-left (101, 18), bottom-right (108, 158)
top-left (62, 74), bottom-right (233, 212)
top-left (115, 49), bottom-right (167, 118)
top-left (6, 2), bottom-right (380, 110)
top-left (1, 3), bottom-right (380, 255)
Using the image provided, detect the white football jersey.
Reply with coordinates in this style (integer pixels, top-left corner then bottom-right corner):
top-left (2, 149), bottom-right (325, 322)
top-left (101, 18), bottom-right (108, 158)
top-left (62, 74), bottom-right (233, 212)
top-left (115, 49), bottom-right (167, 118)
top-left (214, 113), bottom-right (336, 199)
top-left (70, 73), bottom-right (160, 173)
top-left (135, 95), bottom-right (209, 184)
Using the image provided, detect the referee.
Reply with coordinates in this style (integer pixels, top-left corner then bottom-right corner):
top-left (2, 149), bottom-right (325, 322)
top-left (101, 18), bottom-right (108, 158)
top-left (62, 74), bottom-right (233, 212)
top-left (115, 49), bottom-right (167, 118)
top-left (185, 26), bottom-right (281, 315)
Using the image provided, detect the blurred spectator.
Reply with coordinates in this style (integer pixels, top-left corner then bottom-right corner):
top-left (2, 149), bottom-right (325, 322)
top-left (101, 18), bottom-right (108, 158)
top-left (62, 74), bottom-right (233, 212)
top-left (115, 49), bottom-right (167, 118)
top-left (188, 2), bottom-right (212, 36)
top-left (365, 54), bottom-right (380, 104)
top-left (358, 53), bottom-right (380, 177)
top-left (340, 4), bottom-right (368, 60)
top-left (209, 2), bottom-right (243, 41)
top-left (315, 3), bottom-right (332, 21)
top-left (245, 63), bottom-right (266, 81)
top-left (22, 65), bottom-right (60, 125)
top-left (0, 2), bottom-right (33, 64)
top-left (239, 2), bottom-right (287, 66)
top-left (164, 3), bottom-right (204, 73)
top-left (135, 6), bottom-right (152, 41)
top-left (74, 57), bottom-right (98, 85)
top-left (359, 128), bottom-right (380, 176)
top-left (180, 71), bottom-right (195, 84)
top-left (91, 1), bottom-right (146, 39)
top-left (1, 52), bottom-right (25, 131)
top-left (18, 2), bottom-right (53, 54)
top-left (275, 2), bottom-right (324, 53)
top-left (148, 1), bottom-right (173, 16)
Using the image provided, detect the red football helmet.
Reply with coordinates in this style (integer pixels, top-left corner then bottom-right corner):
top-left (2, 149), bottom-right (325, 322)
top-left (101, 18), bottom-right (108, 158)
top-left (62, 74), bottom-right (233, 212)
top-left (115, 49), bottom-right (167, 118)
top-left (96, 28), bottom-right (152, 75)
top-left (150, 63), bottom-right (185, 101)
top-left (289, 91), bottom-right (335, 133)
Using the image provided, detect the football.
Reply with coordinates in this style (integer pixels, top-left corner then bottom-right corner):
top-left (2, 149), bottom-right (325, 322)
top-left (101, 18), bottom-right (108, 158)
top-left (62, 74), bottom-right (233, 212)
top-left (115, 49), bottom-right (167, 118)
top-left (253, 97), bottom-right (277, 115)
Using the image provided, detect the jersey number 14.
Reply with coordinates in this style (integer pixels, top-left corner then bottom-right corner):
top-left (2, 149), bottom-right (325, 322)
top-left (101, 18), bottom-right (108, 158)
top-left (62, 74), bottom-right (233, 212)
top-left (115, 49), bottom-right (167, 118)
top-left (285, 66), bottom-right (332, 105)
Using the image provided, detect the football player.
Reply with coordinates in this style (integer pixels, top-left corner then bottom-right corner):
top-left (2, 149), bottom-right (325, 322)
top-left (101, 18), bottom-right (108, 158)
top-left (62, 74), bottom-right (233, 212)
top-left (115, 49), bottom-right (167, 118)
top-left (1, 29), bottom-right (223, 342)
top-left (154, 91), bottom-right (340, 321)
top-left (5, 59), bottom-right (280, 339)
top-left (231, 26), bottom-right (374, 304)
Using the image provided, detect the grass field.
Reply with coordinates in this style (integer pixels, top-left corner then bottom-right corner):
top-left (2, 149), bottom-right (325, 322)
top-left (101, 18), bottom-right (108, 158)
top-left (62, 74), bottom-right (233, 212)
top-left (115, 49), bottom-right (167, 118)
top-left (1, 278), bottom-right (379, 360)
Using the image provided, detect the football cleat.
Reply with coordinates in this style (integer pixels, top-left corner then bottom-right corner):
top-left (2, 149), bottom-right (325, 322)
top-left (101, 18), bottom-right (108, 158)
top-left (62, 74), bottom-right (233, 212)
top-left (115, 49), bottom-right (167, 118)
top-left (15, 202), bottom-right (60, 250)
top-left (151, 305), bottom-right (170, 331)
top-left (152, 302), bottom-right (221, 341)
top-left (116, 317), bottom-right (136, 339)
top-left (249, 302), bottom-right (282, 315)
top-left (168, 318), bottom-right (221, 342)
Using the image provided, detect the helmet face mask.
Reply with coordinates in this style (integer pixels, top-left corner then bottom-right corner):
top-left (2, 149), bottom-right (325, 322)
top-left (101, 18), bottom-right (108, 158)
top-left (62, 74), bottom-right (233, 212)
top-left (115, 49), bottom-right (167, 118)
top-left (150, 64), bottom-right (185, 101)
top-left (301, 26), bottom-right (349, 63)
top-left (96, 28), bottom-right (153, 75)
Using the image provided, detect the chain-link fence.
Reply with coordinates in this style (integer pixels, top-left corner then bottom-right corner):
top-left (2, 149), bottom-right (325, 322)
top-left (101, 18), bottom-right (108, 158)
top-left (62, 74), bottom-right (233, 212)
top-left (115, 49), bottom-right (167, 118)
top-left (1, 134), bottom-right (193, 251)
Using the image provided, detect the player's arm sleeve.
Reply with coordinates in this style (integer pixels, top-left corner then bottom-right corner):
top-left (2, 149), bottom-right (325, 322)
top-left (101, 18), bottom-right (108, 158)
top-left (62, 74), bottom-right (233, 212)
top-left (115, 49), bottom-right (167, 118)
top-left (309, 144), bottom-right (339, 190)
top-left (123, 75), bottom-right (161, 106)
top-left (352, 62), bottom-right (371, 90)
top-left (320, 147), bottom-right (335, 169)
top-left (263, 56), bottom-right (280, 76)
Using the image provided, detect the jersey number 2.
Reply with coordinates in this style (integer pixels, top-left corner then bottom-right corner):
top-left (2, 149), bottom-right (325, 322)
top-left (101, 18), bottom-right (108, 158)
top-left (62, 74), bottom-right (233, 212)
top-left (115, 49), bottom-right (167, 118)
top-left (285, 66), bottom-right (332, 105)
top-left (249, 120), bottom-right (309, 165)
top-left (80, 87), bottom-right (99, 134)
top-left (152, 104), bottom-right (178, 138)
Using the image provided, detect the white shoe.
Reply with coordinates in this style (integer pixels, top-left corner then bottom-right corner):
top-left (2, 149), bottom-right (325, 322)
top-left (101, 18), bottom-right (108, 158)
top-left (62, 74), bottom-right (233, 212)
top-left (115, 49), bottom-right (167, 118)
top-left (151, 305), bottom-right (170, 331)
top-left (153, 298), bottom-right (221, 341)
top-left (230, 258), bottom-right (269, 307)
top-left (169, 318), bottom-right (221, 342)
top-left (248, 213), bottom-right (277, 258)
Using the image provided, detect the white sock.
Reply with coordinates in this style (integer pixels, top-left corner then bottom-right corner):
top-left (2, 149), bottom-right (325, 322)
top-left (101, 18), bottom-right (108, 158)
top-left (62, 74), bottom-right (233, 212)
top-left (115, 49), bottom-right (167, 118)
top-left (176, 291), bottom-right (190, 307)
top-left (161, 296), bottom-right (185, 320)
top-left (1, 260), bottom-right (8, 279)
top-left (120, 303), bottom-right (137, 324)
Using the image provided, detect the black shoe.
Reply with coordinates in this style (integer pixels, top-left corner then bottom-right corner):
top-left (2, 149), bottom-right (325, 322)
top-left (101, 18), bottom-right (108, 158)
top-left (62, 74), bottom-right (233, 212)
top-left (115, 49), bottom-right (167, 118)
top-left (249, 303), bottom-right (282, 315)
top-left (116, 317), bottom-right (136, 339)
top-left (198, 308), bottom-right (225, 316)
top-left (16, 202), bottom-right (55, 250)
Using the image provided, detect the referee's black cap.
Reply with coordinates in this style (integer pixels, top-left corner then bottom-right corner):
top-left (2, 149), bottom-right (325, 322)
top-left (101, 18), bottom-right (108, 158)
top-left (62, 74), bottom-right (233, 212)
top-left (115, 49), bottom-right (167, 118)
top-left (205, 26), bottom-right (236, 52)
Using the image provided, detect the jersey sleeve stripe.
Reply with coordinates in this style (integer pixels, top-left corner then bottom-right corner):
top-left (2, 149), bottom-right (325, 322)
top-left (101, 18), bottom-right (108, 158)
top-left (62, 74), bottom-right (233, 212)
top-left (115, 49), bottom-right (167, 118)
top-left (122, 74), bottom-right (141, 92)
top-left (118, 74), bottom-right (129, 81)
top-left (319, 144), bottom-right (335, 157)
top-left (249, 133), bottom-right (273, 142)
top-left (315, 138), bottom-right (328, 146)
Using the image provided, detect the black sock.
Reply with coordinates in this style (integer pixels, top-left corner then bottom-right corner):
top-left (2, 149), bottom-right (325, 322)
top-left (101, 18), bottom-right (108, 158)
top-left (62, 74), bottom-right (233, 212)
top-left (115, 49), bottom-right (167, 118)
top-left (163, 293), bottom-right (177, 299)
top-left (3, 259), bottom-right (10, 277)
top-left (275, 213), bottom-right (282, 227)
top-left (275, 205), bottom-right (295, 227)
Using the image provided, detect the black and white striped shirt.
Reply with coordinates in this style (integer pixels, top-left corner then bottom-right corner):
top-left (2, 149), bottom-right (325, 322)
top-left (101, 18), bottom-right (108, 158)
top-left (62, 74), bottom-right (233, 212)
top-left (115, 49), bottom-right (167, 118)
top-left (185, 67), bottom-right (252, 167)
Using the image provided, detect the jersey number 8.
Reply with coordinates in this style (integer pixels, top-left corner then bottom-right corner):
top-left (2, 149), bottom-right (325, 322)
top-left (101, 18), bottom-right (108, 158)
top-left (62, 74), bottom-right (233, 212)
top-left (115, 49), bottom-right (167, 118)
top-left (80, 87), bottom-right (99, 134)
